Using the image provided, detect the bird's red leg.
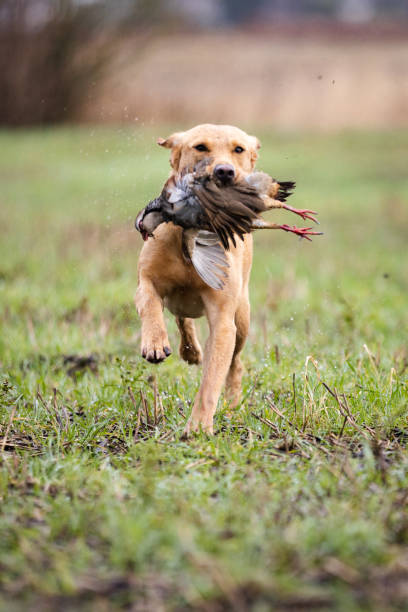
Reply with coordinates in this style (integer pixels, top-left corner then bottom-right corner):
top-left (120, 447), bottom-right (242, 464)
top-left (281, 204), bottom-right (319, 224)
top-left (278, 224), bottom-right (323, 241)
top-left (262, 197), bottom-right (319, 224)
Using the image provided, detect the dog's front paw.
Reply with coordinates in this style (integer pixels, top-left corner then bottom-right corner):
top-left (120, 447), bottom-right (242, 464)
top-left (141, 333), bottom-right (172, 363)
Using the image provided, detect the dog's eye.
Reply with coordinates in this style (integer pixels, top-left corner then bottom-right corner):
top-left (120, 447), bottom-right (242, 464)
top-left (194, 144), bottom-right (209, 152)
top-left (234, 146), bottom-right (245, 153)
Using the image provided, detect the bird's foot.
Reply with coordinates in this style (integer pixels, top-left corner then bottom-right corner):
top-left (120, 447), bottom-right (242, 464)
top-left (279, 224), bottom-right (323, 241)
top-left (282, 204), bottom-right (319, 224)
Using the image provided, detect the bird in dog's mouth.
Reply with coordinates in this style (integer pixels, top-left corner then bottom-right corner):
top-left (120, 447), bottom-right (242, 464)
top-left (135, 162), bottom-right (322, 289)
top-left (135, 202), bottom-right (163, 242)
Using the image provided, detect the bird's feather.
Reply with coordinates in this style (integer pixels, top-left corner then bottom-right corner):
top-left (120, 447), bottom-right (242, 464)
top-left (275, 180), bottom-right (296, 202)
top-left (245, 172), bottom-right (296, 202)
top-left (192, 179), bottom-right (260, 249)
top-left (184, 229), bottom-right (229, 290)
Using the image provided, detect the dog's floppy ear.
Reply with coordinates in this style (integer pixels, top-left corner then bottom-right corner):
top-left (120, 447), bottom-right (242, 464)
top-left (157, 132), bottom-right (185, 171)
top-left (248, 135), bottom-right (261, 168)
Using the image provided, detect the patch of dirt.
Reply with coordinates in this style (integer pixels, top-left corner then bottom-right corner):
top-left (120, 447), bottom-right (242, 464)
top-left (62, 354), bottom-right (99, 377)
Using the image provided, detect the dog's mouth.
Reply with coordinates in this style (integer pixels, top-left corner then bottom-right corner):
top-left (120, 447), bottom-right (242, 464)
top-left (213, 177), bottom-right (236, 188)
top-left (211, 171), bottom-right (242, 189)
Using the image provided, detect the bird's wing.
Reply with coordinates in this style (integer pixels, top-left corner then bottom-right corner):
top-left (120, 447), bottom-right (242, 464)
top-left (192, 180), bottom-right (257, 249)
top-left (222, 181), bottom-right (267, 213)
top-left (184, 229), bottom-right (229, 290)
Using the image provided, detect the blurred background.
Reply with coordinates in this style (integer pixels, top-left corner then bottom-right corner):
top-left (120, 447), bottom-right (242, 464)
top-left (1, 0), bottom-right (408, 130)
top-left (1, 6), bottom-right (408, 606)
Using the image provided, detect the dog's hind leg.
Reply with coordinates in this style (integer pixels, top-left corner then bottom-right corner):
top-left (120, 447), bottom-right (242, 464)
top-left (225, 295), bottom-right (250, 407)
top-left (176, 317), bottom-right (203, 365)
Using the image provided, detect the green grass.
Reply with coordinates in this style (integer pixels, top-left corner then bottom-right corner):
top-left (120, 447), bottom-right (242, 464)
top-left (1, 126), bottom-right (408, 611)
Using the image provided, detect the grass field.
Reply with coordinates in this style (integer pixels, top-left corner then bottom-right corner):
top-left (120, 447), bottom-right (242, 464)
top-left (1, 127), bottom-right (408, 611)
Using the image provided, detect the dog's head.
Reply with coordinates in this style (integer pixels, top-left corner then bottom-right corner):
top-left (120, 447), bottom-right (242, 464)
top-left (157, 124), bottom-right (260, 185)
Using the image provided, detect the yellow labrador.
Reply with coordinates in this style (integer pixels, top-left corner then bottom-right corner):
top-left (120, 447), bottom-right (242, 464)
top-left (135, 124), bottom-right (260, 434)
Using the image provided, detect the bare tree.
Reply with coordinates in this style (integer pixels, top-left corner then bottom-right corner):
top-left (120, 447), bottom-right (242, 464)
top-left (0, 0), bottom-right (171, 125)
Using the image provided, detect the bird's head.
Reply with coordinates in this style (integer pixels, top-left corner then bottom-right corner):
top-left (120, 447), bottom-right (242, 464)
top-left (135, 201), bottom-right (164, 241)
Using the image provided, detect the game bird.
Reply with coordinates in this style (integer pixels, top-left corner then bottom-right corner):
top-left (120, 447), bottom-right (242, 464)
top-left (135, 166), bottom-right (322, 289)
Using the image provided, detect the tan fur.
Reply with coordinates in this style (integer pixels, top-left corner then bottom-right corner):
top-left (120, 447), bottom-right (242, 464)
top-left (135, 124), bottom-right (260, 434)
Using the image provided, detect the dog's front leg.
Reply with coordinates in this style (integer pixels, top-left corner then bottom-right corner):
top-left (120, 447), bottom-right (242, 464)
top-left (135, 275), bottom-right (171, 363)
top-left (184, 299), bottom-right (236, 435)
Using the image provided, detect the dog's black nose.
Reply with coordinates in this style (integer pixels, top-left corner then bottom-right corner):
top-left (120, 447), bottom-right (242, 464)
top-left (214, 164), bottom-right (235, 184)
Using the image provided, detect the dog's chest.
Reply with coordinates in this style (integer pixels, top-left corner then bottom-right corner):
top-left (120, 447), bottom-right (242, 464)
top-left (164, 287), bottom-right (205, 319)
